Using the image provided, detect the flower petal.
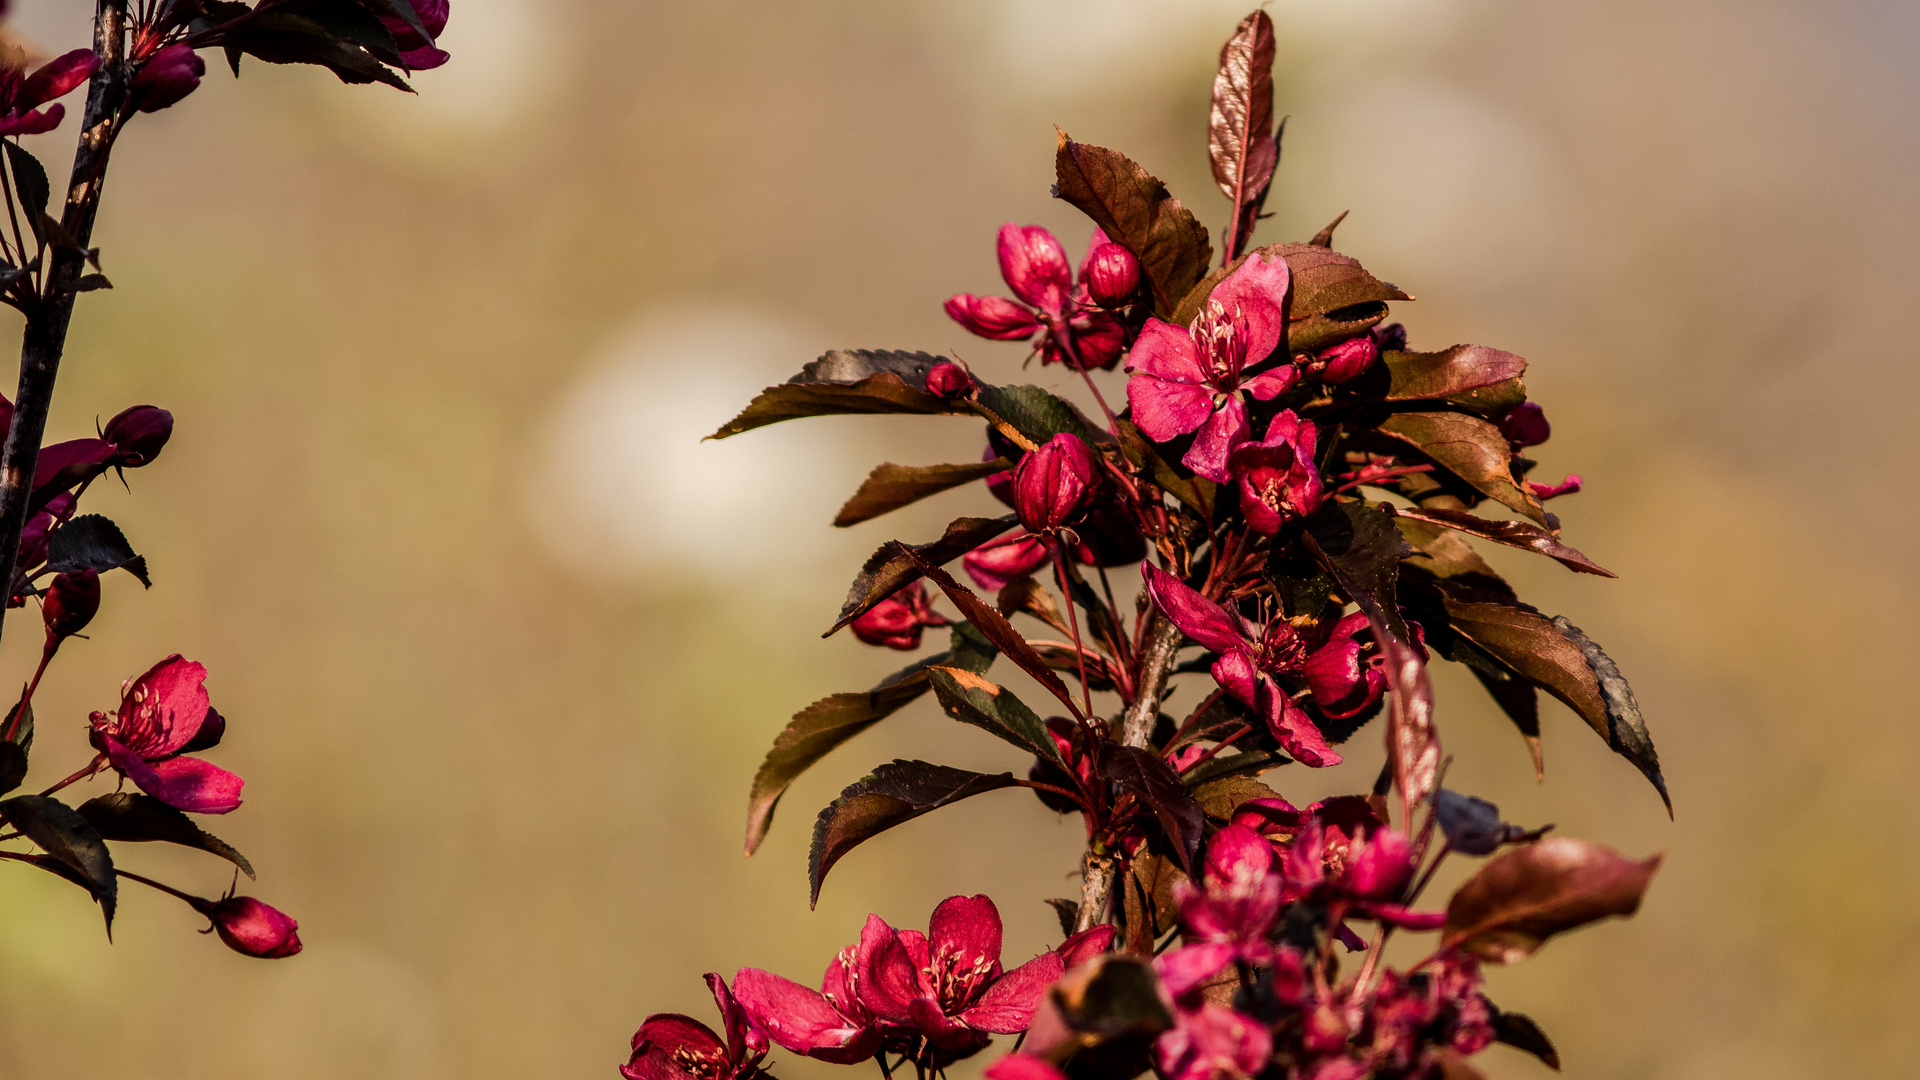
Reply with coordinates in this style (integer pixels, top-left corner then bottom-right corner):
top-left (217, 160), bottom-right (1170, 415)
top-left (1153, 942), bottom-right (1235, 999)
top-left (139, 754), bottom-right (245, 814)
top-left (1208, 650), bottom-right (1261, 708)
top-left (732, 968), bottom-right (873, 1060)
top-left (1209, 253), bottom-right (1290, 365)
top-left (1181, 397), bottom-right (1249, 483)
top-left (1257, 678), bottom-right (1340, 768)
top-left (1123, 318), bottom-right (1207, 383)
top-left (1142, 565), bottom-right (1245, 654)
top-left (856, 921), bottom-right (923, 1024)
top-left (1055, 924), bottom-right (1115, 969)
top-left (928, 893), bottom-right (1003, 974)
top-left (998, 224), bottom-right (1072, 316)
top-left (1241, 365), bottom-right (1297, 401)
top-left (959, 950), bottom-right (1064, 1033)
top-left (1127, 375), bottom-right (1214, 444)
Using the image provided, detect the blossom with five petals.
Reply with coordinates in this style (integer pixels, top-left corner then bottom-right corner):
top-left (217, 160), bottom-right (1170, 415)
top-left (734, 915), bottom-right (887, 1064)
top-left (858, 894), bottom-right (1066, 1051)
top-left (623, 974), bottom-right (770, 1080)
top-left (88, 656), bottom-right (243, 814)
top-left (1225, 410), bottom-right (1324, 534)
top-left (1124, 253), bottom-right (1296, 482)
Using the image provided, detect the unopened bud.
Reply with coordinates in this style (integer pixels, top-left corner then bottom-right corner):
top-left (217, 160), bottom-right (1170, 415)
top-left (1010, 433), bottom-right (1097, 534)
top-left (1373, 322), bottom-right (1408, 352)
top-left (1083, 243), bottom-right (1140, 308)
top-left (1316, 334), bottom-right (1379, 384)
top-left (944, 294), bottom-right (1041, 341)
top-left (923, 361), bottom-right (974, 399)
top-left (198, 896), bottom-right (302, 959)
top-left (104, 405), bottom-right (173, 466)
top-left (129, 45), bottom-right (204, 113)
top-left (1343, 828), bottom-right (1413, 901)
top-left (42, 569), bottom-right (99, 639)
top-left (849, 581), bottom-right (946, 650)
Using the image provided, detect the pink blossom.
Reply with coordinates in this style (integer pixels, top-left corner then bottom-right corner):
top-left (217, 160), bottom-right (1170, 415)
top-left (1225, 410), bottom-right (1323, 534)
top-left (1123, 253), bottom-right (1296, 482)
top-left (0, 47), bottom-right (97, 136)
top-left (1527, 473), bottom-right (1582, 500)
top-left (1011, 433), bottom-right (1097, 535)
top-left (1314, 333), bottom-right (1378, 384)
top-left (624, 974), bottom-right (770, 1080)
top-left (849, 582), bottom-right (948, 650)
top-left (129, 44), bottom-right (203, 112)
top-left (88, 656), bottom-right (244, 814)
top-left (924, 361), bottom-right (975, 399)
top-left (858, 894), bottom-right (1066, 1051)
top-left (984, 1054), bottom-right (1067, 1080)
top-left (1141, 565), bottom-right (1341, 767)
top-left (734, 916), bottom-right (886, 1064)
top-left (377, 0), bottom-right (452, 71)
top-left (1153, 1003), bottom-right (1272, 1080)
top-left (1298, 613), bottom-right (1387, 720)
top-left (962, 532), bottom-right (1050, 591)
top-left (1157, 824), bottom-right (1283, 996)
top-left (945, 225), bottom-right (1127, 370)
top-left (1056, 923), bottom-right (1116, 968)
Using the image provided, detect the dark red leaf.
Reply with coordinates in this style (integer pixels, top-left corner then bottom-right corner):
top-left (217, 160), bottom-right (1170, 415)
top-left (1393, 505), bottom-right (1612, 577)
top-left (1380, 344), bottom-right (1528, 415)
top-left (928, 666), bottom-right (1066, 768)
top-left (1376, 411), bottom-right (1546, 525)
top-left (833, 459), bottom-right (1011, 528)
top-left (827, 515), bottom-right (1018, 634)
top-left (0, 795), bottom-right (114, 931)
top-left (1100, 745), bottom-right (1203, 873)
top-left (1053, 137), bottom-right (1212, 318)
top-left (1442, 837), bottom-right (1662, 962)
top-left (901, 550), bottom-right (1085, 717)
top-left (1208, 9), bottom-right (1278, 259)
top-left (711, 350), bottom-right (965, 440)
top-left (77, 792), bottom-right (254, 878)
top-left (807, 760), bottom-right (1018, 906)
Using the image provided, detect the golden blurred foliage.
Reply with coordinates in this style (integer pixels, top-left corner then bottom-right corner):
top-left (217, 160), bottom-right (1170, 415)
top-left (0, 0), bottom-right (1914, 1077)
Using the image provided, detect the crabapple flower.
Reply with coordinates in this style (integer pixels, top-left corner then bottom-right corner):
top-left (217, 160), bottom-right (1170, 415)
top-left (962, 532), bottom-right (1050, 591)
top-left (734, 916), bottom-right (885, 1064)
top-left (0, 47), bottom-right (97, 136)
top-left (1141, 565), bottom-right (1341, 767)
top-left (129, 44), bottom-right (203, 112)
top-left (1314, 333), bottom-right (1378, 385)
top-left (1298, 612), bottom-right (1387, 720)
top-left (1157, 824), bottom-right (1282, 996)
top-left (625, 974), bottom-right (770, 1080)
top-left (985, 1055), bottom-right (1067, 1080)
top-left (1083, 243), bottom-right (1140, 308)
top-left (858, 894), bottom-right (1066, 1051)
top-left (378, 0), bottom-right (452, 71)
top-left (1124, 252), bottom-right (1296, 482)
top-left (197, 895), bottom-right (301, 958)
top-left (1225, 410), bottom-right (1323, 534)
top-left (849, 581), bottom-right (948, 650)
top-left (1373, 322), bottom-right (1408, 352)
top-left (1152, 1002), bottom-right (1272, 1080)
top-left (104, 404), bottom-right (173, 466)
top-left (1011, 433), bottom-right (1096, 535)
top-left (1055, 923), bottom-right (1116, 968)
top-left (42, 569), bottom-right (98, 639)
top-left (945, 225), bottom-right (1126, 370)
top-left (88, 655), bottom-right (244, 814)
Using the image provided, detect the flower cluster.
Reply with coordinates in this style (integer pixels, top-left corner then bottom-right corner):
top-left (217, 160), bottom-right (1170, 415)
top-left (654, 7), bottom-right (1667, 1080)
top-left (0, 0), bottom-right (454, 964)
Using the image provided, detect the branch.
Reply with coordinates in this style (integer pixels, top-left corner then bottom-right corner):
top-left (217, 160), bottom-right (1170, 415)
top-left (1073, 610), bottom-right (1183, 934)
top-left (0, 1), bottom-right (129, 650)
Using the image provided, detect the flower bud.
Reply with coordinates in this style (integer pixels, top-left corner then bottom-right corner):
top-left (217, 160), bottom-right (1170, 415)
top-left (104, 405), bottom-right (173, 466)
top-left (42, 569), bottom-right (98, 639)
top-left (1342, 828), bottom-right (1414, 901)
top-left (1494, 402), bottom-right (1549, 449)
top-left (1373, 322), bottom-right (1407, 352)
top-left (849, 581), bottom-right (946, 650)
top-left (944, 294), bottom-right (1042, 341)
top-left (1316, 334), bottom-right (1379, 384)
top-left (1083, 243), bottom-right (1140, 308)
top-left (200, 896), bottom-right (302, 958)
top-left (1010, 433), bottom-right (1096, 534)
top-left (996, 223), bottom-right (1072, 316)
top-left (923, 361), bottom-right (974, 400)
top-left (129, 45), bottom-right (204, 113)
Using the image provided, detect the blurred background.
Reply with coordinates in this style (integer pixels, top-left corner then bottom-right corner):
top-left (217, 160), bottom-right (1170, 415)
top-left (0, 0), bottom-right (1913, 1076)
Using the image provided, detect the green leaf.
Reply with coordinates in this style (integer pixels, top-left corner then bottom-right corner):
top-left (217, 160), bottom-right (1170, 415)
top-left (1189, 773), bottom-right (1282, 822)
top-left (1053, 138), bottom-right (1212, 318)
top-left (1181, 748), bottom-right (1288, 787)
top-left (975, 384), bottom-right (1095, 445)
top-left (1442, 837), bottom-right (1662, 962)
top-left (77, 793), bottom-right (255, 878)
top-left (711, 350), bottom-right (963, 439)
top-left (0, 794), bottom-right (115, 931)
top-left (1394, 505), bottom-right (1611, 577)
top-left (1376, 411), bottom-right (1546, 525)
top-left (745, 624), bottom-right (997, 855)
top-left (828, 515), bottom-right (1018, 634)
top-left (1432, 590), bottom-right (1669, 813)
top-left (833, 459), bottom-right (1009, 528)
top-left (928, 667), bottom-right (1065, 767)
top-left (4, 142), bottom-right (49, 223)
top-left (808, 760), bottom-right (1018, 906)
top-left (1381, 345), bottom-right (1528, 415)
